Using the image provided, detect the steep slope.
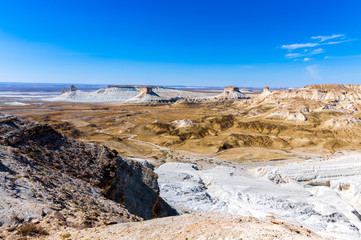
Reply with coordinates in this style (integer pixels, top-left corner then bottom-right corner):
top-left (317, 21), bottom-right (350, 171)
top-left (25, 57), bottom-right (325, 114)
top-left (252, 84), bottom-right (361, 103)
top-left (0, 113), bottom-right (177, 235)
top-left (0, 145), bottom-right (140, 230)
top-left (126, 87), bottom-right (163, 102)
top-left (213, 86), bottom-right (247, 100)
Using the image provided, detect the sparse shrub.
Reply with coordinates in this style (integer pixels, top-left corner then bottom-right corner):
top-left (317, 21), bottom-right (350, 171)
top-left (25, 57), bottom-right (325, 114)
top-left (59, 233), bottom-right (72, 239)
top-left (17, 222), bottom-right (48, 237)
top-left (15, 237), bottom-right (28, 240)
top-left (10, 213), bottom-right (22, 225)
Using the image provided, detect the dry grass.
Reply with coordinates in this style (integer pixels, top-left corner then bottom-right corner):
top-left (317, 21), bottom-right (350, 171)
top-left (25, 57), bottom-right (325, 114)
top-left (17, 222), bottom-right (49, 237)
top-left (3, 99), bottom-right (361, 163)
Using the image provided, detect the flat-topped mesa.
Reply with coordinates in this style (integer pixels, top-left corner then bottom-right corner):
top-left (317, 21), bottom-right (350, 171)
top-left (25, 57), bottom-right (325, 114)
top-left (224, 86), bottom-right (240, 93)
top-left (139, 86), bottom-right (153, 94)
top-left (52, 85), bottom-right (220, 103)
top-left (70, 84), bottom-right (77, 92)
top-left (136, 87), bottom-right (155, 99)
top-left (251, 86), bottom-right (272, 101)
top-left (107, 85), bottom-right (160, 88)
top-left (128, 86), bottom-right (162, 102)
top-left (263, 86), bottom-right (271, 93)
top-left (214, 86), bottom-right (247, 100)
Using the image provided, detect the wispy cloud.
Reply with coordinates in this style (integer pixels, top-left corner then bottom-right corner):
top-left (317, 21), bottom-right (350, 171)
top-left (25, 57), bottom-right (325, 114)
top-left (281, 34), bottom-right (351, 62)
top-left (311, 34), bottom-right (344, 42)
top-left (286, 53), bottom-right (302, 58)
top-left (306, 64), bottom-right (321, 79)
top-left (311, 48), bottom-right (324, 54)
top-left (326, 39), bottom-right (351, 45)
top-left (324, 54), bottom-right (361, 60)
top-left (285, 48), bottom-right (324, 59)
top-left (282, 40), bottom-right (347, 50)
top-left (282, 34), bottom-right (348, 50)
top-left (282, 43), bottom-right (319, 50)
top-left (292, 57), bottom-right (313, 62)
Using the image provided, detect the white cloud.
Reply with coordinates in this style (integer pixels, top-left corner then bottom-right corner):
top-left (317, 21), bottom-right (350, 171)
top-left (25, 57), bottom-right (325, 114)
top-left (285, 52), bottom-right (302, 58)
top-left (311, 34), bottom-right (344, 42)
top-left (282, 43), bottom-right (319, 50)
top-left (311, 48), bottom-right (324, 54)
top-left (292, 58), bottom-right (312, 62)
top-left (285, 48), bottom-right (324, 59)
top-left (282, 34), bottom-right (348, 50)
top-left (306, 64), bottom-right (321, 79)
top-left (281, 34), bottom-right (351, 62)
top-left (325, 39), bottom-right (350, 45)
top-left (324, 54), bottom-right (361, 60)
top-left (282, 40), bottom-right (347, 50)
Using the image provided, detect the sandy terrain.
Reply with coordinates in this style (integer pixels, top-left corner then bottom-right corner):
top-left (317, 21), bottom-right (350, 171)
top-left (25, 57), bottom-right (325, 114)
top-left (43, 213), bottom-right (320, 240)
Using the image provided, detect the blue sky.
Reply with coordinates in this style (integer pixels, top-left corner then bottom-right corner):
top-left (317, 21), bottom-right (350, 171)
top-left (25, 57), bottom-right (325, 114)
top-left (0, 0), bottom-right (360, 87)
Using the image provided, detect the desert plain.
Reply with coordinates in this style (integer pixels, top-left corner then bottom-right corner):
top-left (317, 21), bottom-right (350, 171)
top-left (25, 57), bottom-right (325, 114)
top-left (1, 84), bottom-right (361, 239)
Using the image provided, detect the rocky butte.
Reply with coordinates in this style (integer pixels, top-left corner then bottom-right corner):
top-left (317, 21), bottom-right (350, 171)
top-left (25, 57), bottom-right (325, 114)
top-left (129, 86), bottom-right (162, 102)
top-left (214, 86), bottom-right (247, 100)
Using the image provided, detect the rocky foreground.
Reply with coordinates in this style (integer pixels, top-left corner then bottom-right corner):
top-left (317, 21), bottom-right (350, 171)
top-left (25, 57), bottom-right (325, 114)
top-left (0, 113), bottom-right (323, 240)
top-left (0, 113), bottom-right (176, 239)
top-left (44, 213), bottom-right (321, 240)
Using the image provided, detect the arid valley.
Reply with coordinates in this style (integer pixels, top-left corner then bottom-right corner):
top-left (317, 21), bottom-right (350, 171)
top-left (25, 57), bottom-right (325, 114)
top-left (1, 84), bottom-right (361, 239)
top-left (1, 1), bottom-right (361, 239)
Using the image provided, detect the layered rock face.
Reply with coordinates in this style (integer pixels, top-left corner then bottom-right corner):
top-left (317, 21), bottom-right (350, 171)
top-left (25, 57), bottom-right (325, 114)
top-left (70, 85), bottom-right (77, 92)
top-left (104, 159), bottom-right (176, 218)
top-left (241, 84), bottom-right (361, 122)
top-left (305, 84), bottom-right (361, 92)
top-left (139, 87), bottom-right (153, 95)
top-left (0, 145), bottom-right (140, 230)
top-left (255, 84), bottom-right (361, 103)
top-left (129, 86), bottom-right (162, 101)
top-left (0, 113), bottom-right (176, 228)
top-left (214, 86), bottom-right (247, 100)
top-left (225, 86), bottom-right (240, 92)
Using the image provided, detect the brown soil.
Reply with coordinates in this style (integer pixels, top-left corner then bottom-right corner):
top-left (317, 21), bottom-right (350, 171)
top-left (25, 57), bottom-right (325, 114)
top-left (42, 213), bottom-right (321, 240)
top-left (2, 96), bottom-right (361, 164)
